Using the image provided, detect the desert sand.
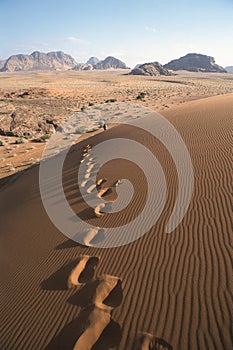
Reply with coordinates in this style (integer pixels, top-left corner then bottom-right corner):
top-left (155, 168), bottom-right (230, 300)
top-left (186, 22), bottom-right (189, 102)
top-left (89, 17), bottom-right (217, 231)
top-left (0, 85), bottom-right (232, 350)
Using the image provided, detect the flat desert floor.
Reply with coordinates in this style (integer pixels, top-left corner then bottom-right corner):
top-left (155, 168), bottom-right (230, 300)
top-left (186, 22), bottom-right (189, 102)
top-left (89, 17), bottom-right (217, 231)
top-left (0, 71), bottom-right (232, 350)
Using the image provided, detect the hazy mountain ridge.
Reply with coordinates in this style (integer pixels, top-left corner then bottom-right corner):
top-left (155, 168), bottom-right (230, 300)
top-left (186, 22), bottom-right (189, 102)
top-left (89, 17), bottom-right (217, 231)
top-left (0, 52), bottom-right (228, 73)
top-left (1, 52), bottom-right (128, 72)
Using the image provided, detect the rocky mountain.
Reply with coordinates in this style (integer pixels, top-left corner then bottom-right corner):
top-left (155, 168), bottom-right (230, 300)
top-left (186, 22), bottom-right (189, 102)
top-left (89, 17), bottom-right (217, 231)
top-left (72, 63), bottom-right (93, 71)
top-left (86, 57), bottom-right (99, 66)
top-left (0, 51), bottom-right (77, 72)
top-left (134, 64), bottom-right (143, 69)
top-left (0, 60), bottom-right (6, 69)
top-left (94, 56), bottom-right (128, 69)
top-left (164, 53), bottom-right (226, 73)
top-left (225, 66), bottom-right (233, 73)
top-left (130, 62), bottom-right (172, 76)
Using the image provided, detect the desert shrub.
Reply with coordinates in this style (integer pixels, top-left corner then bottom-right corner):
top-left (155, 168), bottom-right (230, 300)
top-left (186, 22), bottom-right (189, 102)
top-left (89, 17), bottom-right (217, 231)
top-left (41, 133), bottom-right (51, 141)
top-left (88, 102), bottom-right (94, 106)
top-left (86, 127), bottom-right (99, 133)
top-left (81, 106), bottom-right (86, 111)
top-left (0, 140), bottom-right (4, 146)
top-left (33, 133), bottom-right (51, 143)
top-left (105, 98), bottom-right (117, 103)
top-left (75, 126), bottom-right (88, 134)
top-left (136, 92), bottom-right (146, 100)
top-left (23, 132), bottom-right (31, 139)
top-left (15, 138), bottom-right (25, 144)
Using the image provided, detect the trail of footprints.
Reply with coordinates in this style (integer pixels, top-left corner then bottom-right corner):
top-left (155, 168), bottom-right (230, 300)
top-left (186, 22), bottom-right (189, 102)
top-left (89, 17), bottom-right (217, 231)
top-left (46, 144), bottom-right (173, 349)
top-left (79, 144), bottom-right (113, 244)
top-left (48, 254), bottom-right (172, 350)
top-left (80, 144), bottom-right (120, 222)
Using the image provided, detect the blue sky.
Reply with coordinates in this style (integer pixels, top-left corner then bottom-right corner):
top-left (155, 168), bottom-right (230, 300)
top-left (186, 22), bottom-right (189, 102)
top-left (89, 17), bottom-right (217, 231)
top-left (0, 0), bottom-right (232, 67)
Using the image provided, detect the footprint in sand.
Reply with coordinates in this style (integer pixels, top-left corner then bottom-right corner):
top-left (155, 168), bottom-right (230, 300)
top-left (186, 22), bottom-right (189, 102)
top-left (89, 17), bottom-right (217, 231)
top-left (67, 255), bottom-right (99, 289)
top-left (87, 183), bottom-right (97, 194)
top-left (93, 275), bottom-right (123, 310)
top-left (72, 274), bottom-right (123, 350)
top-left (82, 145), bottom-right (92, 159)
top-left (135, 332), bottom-right (173, 350)
top-left (96, 178), bottom-right (107, 187)
top-left (86, 163), bottom-right (95, 173)
top-left (78, 228), bottom-right (105, 246)
top-left (94, 201), bottom-right (113, 218)
top-left (94, 203), bottom-right (106, 217)
top-left (84, 172), bottom-right (92, 180)
top-left (97, 186), bottom-right (112, 198)
top-left (80, 179), bottom-right (94, 188)
top-left (73, 306), bottom-right (111, 350)
top-left (41, 256), bottom-right (98, 291)
top-left (82, 152), bottom-right (90, 159)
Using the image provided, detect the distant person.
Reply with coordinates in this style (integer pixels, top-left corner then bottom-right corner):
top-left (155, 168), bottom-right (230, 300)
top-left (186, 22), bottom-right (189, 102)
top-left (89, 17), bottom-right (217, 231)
top-left (103, 122), bottom-right (107, 131)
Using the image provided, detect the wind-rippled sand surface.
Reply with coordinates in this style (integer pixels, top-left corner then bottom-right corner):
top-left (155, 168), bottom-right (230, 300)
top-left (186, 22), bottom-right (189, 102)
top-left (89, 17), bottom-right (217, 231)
top-left (0, 93), bottom-right (232, 350)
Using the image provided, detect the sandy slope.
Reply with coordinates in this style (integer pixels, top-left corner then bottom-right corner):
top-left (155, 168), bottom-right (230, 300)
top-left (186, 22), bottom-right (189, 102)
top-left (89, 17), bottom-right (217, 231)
top-left (0, 94), bottom-right (232, 350)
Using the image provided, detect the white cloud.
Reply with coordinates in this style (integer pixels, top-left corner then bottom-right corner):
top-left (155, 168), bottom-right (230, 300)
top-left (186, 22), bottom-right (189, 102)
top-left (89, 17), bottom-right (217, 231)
top-left (144, 26), bottom-right (158, 33)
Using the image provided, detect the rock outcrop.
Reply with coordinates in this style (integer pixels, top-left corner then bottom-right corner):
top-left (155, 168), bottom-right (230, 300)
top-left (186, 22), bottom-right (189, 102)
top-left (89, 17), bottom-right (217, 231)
top-left (0, 60), bottom-right (6, 70)
top-left (164, 53), bottom-right (226, 73)
top-left (1, 51), bottom-right (77, 72)
top-left (94, 56), bottom-right (128, 70)
top-left (72, 63), bottom-right (93, 71)
top-left (86, 57), bottom-right (99, 66)
top-left (225, 66), bottom-right (233, 73)
top-left (130, 62), bottom-right (172, 76)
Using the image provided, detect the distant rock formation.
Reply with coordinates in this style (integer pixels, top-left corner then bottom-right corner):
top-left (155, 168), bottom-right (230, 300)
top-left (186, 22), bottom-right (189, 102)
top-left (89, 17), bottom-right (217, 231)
top-left (72, 56), bottom-right (128, 71)
top-left (0, 51), bottom-right (77, 72)
top-left (1, 52), bottom-right (129, 72)
top-left (130, 62), bottom-right (172, 76)
top-left (164, 53), bottom-right (226, 73)
top-left (134, 64), bottom-right (143, 69)
top-left (225, 66), bottom-right (233, 73)
top-left (0, 60), bottom-right (6, 70)
top-left (86, 57), bottom-right (99, 66)
top-left (94, 56), bottom-right (128, 69)
top-left (72, 63), bottom-right (93, 71)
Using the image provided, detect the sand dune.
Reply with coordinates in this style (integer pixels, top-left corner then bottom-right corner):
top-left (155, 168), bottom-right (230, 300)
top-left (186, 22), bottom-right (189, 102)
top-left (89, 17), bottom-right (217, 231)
top-left (0, 94), bottom-right (232, 349)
